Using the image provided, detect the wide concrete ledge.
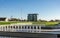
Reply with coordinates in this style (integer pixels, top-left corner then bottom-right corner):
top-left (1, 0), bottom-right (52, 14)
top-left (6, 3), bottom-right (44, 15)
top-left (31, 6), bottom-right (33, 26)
top-left (0, 31), bottom-right (57, 38)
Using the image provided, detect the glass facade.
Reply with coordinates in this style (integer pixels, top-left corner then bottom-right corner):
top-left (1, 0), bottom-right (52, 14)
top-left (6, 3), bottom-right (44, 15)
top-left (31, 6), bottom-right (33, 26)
top-left (28, 14), bottom-right (38, 21)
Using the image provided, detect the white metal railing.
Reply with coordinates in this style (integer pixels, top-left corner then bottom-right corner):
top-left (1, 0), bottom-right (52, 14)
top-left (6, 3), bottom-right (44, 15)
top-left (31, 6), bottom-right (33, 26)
top-left (0, 24), bottom-right (60, 33)
top-left (0, 28), bottom-right (41, 33)
top-left (0, 25), bottom-right (42, 33)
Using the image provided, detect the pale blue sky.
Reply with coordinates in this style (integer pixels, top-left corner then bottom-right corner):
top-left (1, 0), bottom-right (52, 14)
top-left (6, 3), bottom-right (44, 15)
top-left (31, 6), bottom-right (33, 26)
top-left (0, 0), bottom-right (60, 20)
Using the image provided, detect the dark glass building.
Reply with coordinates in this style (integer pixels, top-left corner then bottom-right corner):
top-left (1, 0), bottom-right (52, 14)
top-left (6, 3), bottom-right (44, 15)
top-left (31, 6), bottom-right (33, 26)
top-left (27, 14), bottom-right (38, 21)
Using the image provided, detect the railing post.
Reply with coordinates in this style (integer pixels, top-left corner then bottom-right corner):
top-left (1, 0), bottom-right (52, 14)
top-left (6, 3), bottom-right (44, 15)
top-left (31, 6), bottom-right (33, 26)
top-left (21, 26), bottom-right (22, 32)
top-left (7, 26), bottom-right (8, 31)
top-left (30, 26), bottom-right (31, 32)
top-left (18, 25), bottom-right (19, 31)
top-left (0, 26), bottom-right (1, 31)
top-left (4, 27), bottom-right (6, 31)
top-left (32, 26), bottom-right (34, 33)
top-left (26, 26), bottom-right (28, 32)
top-left (36, 26), bottom-right (37, 33)
top-left (39, 26), bottom-right (41, 32)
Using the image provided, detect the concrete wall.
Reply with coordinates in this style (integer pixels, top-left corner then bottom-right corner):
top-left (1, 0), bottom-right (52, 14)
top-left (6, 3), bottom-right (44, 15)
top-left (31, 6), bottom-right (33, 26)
top-left (0, 31), bottom-right (57, 38)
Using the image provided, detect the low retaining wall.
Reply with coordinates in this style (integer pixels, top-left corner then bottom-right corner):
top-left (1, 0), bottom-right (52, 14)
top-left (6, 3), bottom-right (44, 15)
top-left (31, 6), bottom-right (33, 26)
top-left (0, 31), bottom-right (57, 38)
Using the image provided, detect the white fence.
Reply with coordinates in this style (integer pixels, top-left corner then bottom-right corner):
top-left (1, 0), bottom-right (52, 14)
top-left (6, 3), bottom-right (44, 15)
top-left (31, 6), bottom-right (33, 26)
top-left (0, 24), bottom-right (60, 33)
top-left (0, 25), bottom-right (42, 33)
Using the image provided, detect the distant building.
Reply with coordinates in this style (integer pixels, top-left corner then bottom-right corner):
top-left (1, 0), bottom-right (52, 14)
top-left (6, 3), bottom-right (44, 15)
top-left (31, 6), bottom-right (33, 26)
top-left (0, 17), bottom-right (9, 22)
top-left (0, 17), bottom-right (6, 21)
top-left (27, 14), bottom-right (38, 21)
top-left (5, 18), bottom-right (9, 22)
top-left (9, 18), bottom-right (20, 21)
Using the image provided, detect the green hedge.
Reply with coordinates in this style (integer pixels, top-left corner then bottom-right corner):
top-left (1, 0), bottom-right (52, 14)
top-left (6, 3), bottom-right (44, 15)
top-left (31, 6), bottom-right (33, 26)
top-left (0, 21), bottom-right (19, 25)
